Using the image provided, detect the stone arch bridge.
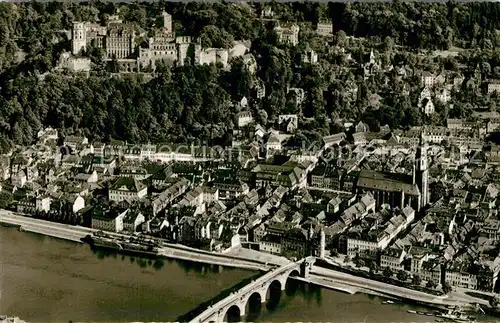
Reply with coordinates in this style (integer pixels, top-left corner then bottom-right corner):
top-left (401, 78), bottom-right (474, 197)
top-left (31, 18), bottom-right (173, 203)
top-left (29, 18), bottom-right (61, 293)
top-left (189, 257), bottom-right (316, 323)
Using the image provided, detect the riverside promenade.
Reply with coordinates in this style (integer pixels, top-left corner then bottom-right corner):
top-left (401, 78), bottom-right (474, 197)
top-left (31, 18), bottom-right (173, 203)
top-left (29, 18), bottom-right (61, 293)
top-left (0, 210), bottom-right (273, 271)
top-left (0, 210), bottom-right (490, 310)
top-left (311, 265), bottom-right (489, 308)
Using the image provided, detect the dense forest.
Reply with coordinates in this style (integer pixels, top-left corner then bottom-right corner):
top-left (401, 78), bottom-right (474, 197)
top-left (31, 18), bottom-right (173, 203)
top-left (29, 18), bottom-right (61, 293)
top-left (1, 1), bottom-right (500, 146)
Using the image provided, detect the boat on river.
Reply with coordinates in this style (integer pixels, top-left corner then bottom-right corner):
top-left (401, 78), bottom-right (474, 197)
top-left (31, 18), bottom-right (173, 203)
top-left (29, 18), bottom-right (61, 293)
top-left (91, 236), bottom-right (122, 251)
top-left (437, 309), bottom-right (475, 322)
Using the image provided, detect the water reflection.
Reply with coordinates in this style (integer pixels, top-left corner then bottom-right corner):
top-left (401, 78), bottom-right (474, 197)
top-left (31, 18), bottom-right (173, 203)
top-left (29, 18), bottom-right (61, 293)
top-left (221, 278), bottom-right (324, 322)
top-left (6, 226), bottom-right (491, 323)
top-left (89, 246), bottom-right (226, 274)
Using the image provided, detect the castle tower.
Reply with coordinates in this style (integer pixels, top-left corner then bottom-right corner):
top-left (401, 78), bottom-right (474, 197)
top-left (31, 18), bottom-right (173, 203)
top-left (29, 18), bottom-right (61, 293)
top-left (72, 22), bottom-right (87, 55)
top-left (414, 132), bottom-right (429, 209)
top-left (162, 11), bottom-right (172, 33)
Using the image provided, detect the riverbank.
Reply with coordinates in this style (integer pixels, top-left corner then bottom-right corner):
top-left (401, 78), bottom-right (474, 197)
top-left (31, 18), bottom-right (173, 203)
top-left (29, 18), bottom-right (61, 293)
top-left (0, 211), bottom-right (272, 271)
top-left (310, 265), bottom-right (489, 311)
top-left (0, 210), bottom-right (492, 318)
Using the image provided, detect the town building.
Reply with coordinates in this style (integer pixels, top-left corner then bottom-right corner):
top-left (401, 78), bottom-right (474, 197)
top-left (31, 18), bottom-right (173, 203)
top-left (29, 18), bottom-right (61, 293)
top-left (316, 22), bottom-right (333, 36)
top-left (91, 206), bottom-right (128, 232)
top-left (274, 24), bottom-right (300, 46)
top-left (108, 177), bottom-right (147, 202)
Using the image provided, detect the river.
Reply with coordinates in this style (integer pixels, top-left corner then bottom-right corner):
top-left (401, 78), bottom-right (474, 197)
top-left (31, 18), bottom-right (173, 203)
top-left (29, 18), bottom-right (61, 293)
top-left (0, 226), bottom-right (486, 322)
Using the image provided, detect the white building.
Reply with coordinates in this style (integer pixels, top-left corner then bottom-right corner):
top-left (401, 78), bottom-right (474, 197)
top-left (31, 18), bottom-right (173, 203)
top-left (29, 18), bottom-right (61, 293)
top-left (278, 114), bottom-right (299, 133)
top-left (235, 111), bottom-right (254, 128)
top-left (437, 88), bottom-right (451, 104)
top-left (422, 99), bottom-right (435, 116)
top-left (266, 132), bottom-right (282, 156)
top-left (381, 248), bottom-right (407, 272)
top-left (445, 267), bottom-right (477, 290)
top-left (71, 195), bottom-right (85, 213)
top-left (488, 81), bottom-right (500, 95)
top-left (323, 132), bottom-right (346, 148)
top-left (316, 22), bottom-right (333, 36)
top-left (35, 196), bottom-right (51, 213)
top-left (274, 24), bottom-right (300, 46)
top-left (123, 211), bottom-right (146, 233)
top-left (421, 71), bottom-right (436, 88)
top-left (37, 127), bottom-right (58, 141)
top-left (108, 177), bottom-right (148, 202)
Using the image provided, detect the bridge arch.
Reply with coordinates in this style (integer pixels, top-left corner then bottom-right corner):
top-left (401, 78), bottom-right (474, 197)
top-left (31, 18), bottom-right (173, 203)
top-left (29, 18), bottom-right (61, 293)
top-left (222, 302), bottom-right (245, 322)
top-left (243, 290), bottom-right (266, 320)
top-left (243, 290), bottom-right (266, 307)
top-left (276, 268), bottom-right (301, 290)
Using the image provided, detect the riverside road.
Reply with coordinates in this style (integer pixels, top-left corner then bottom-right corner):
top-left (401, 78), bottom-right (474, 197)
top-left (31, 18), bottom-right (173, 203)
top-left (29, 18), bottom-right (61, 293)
top-left (0, 209), bottom-right (490, 311)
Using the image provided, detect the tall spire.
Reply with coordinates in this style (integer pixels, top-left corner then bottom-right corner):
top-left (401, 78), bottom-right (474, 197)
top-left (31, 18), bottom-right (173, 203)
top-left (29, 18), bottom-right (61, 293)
top-left (415, 129), bottom-right (429, 209)
top-left (419, 129), bottom-right (426, 146)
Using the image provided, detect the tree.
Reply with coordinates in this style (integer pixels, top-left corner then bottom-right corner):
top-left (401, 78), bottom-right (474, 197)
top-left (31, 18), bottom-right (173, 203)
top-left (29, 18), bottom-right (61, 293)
top-left (353, 256), bottom-right (363, 268)
top-left (397, 270), bottom-right (409, 282)
top-left (412, 274), bottom-right (422, 286)
top-left (383, 266), bottom-right (393, 278)
top-left (426, 280), bottom-right (438, 289)
top-left (489, 295), bottom-right (500, 308)
top-left (368, 261), bottom-right (379, 274)
top-left (442, 282), bottom-right (453, 294)
top-left (0, 191), bottom-right (13, 209)
top-left (335, 30), bottom-right (347, 47)
top-left (109, 55), bottom-right (119, 73)
top-left (258, 109), bottom-right (268, 126)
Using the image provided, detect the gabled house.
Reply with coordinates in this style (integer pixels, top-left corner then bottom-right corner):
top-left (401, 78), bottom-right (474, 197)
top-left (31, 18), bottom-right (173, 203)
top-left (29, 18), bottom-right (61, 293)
top-left (266, 132), bottom-right (282, 157)
top-left (278, 114), bottom-right (298, 133)
top-left (91, 205), bottom-right (129, 232)
top-left (64, 136), bottom-right (89, 154)
top-left (437, 88), bottom-right (451, 104)
top-left (235, 110), bottom-right (254, 128)
top-left (422, 98), bottom-right (435, 116)
top-left (323, 133), bottom-right (346, 149)
top-left (108, 176), bottom-right (147, 202)
top-left (123, 209), bottom-right (145, 233)
top-left (274, 23), bottom-right (300, 46)
top-left (421, 71), bottom-right (436, 88)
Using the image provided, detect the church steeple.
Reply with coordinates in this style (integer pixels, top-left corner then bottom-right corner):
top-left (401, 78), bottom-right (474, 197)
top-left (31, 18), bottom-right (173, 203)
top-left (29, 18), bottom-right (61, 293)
top-left (414, 131), bottom-right (429, 209)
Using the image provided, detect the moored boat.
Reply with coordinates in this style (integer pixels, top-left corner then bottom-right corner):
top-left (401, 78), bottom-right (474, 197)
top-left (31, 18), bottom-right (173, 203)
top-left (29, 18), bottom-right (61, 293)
top-left (437, 310), bottom-right (475, 322)
top-left (407, 310), bottom-right (417, 314)
top-left (91, 236), bottom-right (122, 251)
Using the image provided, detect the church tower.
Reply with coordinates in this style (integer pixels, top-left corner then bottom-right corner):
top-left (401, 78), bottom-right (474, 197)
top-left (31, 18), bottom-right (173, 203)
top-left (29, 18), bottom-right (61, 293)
top-left (414, 132), bottom-right (429, 209)
top-left (319, 227), bottom-right (326, 259)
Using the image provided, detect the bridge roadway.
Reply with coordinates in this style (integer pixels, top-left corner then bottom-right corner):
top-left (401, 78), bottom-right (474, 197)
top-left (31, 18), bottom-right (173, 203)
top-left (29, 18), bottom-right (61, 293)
top-left (188, 258), bottom-right (314, 323)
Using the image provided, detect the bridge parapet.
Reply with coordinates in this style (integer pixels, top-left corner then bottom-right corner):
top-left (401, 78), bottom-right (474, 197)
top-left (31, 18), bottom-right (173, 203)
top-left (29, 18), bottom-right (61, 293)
top-left (189, 258), bottom-right (310, 323)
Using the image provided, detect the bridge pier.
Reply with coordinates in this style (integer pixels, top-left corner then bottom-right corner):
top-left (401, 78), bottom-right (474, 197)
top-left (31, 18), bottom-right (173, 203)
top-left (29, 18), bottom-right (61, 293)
top-left (189, 260), bottom-right (311, 323)
top-left (278, 275), bottom-right (287, 290)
